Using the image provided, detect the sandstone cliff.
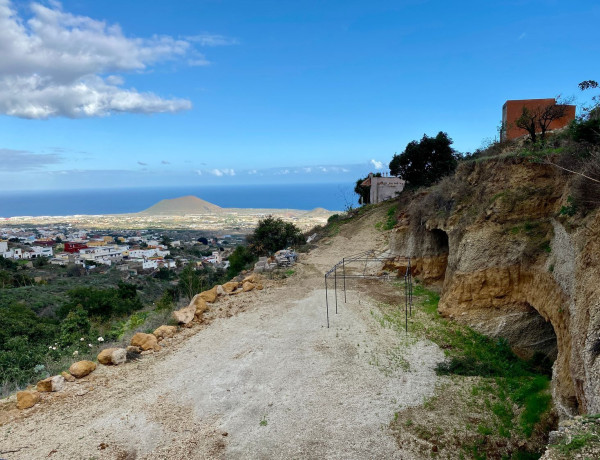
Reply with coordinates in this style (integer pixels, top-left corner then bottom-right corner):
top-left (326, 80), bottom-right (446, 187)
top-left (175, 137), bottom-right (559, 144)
top-left (389, 157), bottom-right (600, 418)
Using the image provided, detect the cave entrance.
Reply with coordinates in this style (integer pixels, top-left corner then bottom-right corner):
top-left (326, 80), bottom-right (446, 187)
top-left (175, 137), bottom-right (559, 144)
top-left (417, 228), bottom-right (449, 283)
top-left (504, 303), bottom-right (558, 375)
top-left (430, 228), bottom-right (449, 254)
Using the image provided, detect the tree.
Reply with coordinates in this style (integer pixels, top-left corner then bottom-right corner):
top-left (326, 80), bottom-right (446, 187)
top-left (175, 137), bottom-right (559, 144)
top-left (247, 216), bottom-right (305, 256)
top-left (515, 99), bottom-right (571, 144)
top-left (389, 132), bottom-right (457, 188)
top-left (227, 246), bottom-right (256, 278)
top-left (354, 173), bottom-right (381, 204)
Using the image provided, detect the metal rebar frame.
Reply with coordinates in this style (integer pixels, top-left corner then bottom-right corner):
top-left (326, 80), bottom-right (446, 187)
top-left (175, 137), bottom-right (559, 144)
top-left (324, 250), bottom-right (413, 331)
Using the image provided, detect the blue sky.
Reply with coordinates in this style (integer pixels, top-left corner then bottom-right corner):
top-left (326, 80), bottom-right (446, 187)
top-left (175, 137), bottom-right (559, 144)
top-left (0, 0), bottom-right (598, 190)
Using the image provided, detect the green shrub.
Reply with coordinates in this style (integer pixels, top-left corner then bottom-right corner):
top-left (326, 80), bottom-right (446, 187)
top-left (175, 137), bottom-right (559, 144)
top-left (247, 216), bottom-right (306, 256)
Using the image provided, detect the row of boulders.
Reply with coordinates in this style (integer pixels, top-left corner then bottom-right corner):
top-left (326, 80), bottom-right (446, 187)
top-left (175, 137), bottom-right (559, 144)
top-left (15, 274), bottom-right (265, 410)
top-left (171, 274), bottom-right (263, 326)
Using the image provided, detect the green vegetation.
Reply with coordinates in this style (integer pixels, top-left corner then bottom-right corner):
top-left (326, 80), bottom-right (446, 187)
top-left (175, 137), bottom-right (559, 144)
top-left (383, 282), bottom-right (554, 459)
top-left (389, 131), bottom-right (458, 187)
top-left (247, 216), bottom-right (305, 256)
top-left (227, 245), bottom-right (256, 279)
top-left (376, 205), bottom-right (398, 231)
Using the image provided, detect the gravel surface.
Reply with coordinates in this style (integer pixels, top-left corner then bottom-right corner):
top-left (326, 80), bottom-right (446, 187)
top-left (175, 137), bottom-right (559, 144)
top-left (0, 205), bottom-right (444, 459)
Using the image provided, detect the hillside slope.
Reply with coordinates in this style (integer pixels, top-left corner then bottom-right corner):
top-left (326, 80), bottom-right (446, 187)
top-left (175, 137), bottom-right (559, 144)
top-left (0, 205), bottom-right (444, 459)
top-left (388, 156), bottom-right (600, 418)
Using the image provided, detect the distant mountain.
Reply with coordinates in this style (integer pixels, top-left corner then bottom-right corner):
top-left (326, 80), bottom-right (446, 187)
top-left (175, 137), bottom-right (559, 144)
top-left (302, 207), bottom-right (335, 217)
top-left (139, 196), bottom-right (222, 215)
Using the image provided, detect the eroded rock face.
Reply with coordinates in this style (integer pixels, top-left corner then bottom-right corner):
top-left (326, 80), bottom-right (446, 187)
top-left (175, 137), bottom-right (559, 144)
top-left (389, 158), bottom-right (600, 417)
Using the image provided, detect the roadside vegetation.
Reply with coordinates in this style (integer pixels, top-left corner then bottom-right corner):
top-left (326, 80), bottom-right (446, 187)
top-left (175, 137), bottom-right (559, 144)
top-left (0, 218), bottom-right (306, 397)
top-left (373, 282), bottom-right (555, 459)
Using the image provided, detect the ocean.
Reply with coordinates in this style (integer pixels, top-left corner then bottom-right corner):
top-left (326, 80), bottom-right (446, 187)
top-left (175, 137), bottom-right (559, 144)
top-left (0, 183), bottom-right (357, 218)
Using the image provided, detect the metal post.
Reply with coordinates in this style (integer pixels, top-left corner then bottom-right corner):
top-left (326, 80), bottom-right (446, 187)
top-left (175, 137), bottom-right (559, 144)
top-left (408, 258), bottom-right (413, 316)
top-left (325, 274), bottom-right (329, 328)
top-left (343, 257), bottom-right (347, 303)
top-left (334, 264), bottom-right (338, 314)
top-left (404, 273), bottom-right (408, 333)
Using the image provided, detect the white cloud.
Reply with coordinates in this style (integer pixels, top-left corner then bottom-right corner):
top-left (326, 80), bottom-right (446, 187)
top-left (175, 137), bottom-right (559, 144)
top-left (0, 0), bottom-right (230, 118)
top-left (247, 169), bottom-right (257, 175)
top-left (195, 170), bottom-right (202, 175)
top-left (209, 168), bottom-right (235, 177)
top-left (370, 159), bottom-right (384, 169)
top-left (0, 148), bottom-right (62, 170)
top-left (518, 32), bottom-right (526, 40)
top-left (303, 167), bottom-right (312, 173)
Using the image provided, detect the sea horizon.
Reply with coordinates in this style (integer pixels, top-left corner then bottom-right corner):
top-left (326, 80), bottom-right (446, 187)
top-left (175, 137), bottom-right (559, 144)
top-left (0, 183), bottom-right (356, 218)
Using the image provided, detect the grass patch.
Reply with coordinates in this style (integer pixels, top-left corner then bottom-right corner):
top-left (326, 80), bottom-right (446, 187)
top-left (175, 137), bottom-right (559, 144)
top-left (385, 281), bottom-right (555, 459)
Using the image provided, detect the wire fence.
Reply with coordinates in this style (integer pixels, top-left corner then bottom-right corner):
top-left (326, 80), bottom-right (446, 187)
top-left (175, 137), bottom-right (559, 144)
top-left (324, 250), bottom-right (413, 331)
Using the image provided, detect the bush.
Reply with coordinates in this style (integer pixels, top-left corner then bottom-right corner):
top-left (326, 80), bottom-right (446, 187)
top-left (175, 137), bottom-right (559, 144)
top-left (569, 118), bottom-right (600, 145)
top-left (58, 282), bottom-right (143, 319)
top-left (247, 216), bottom-right (306, 256)
top-left (227, 246), bottom-right (256, 278)
top-left (0, 303), bottom-right (59, 390)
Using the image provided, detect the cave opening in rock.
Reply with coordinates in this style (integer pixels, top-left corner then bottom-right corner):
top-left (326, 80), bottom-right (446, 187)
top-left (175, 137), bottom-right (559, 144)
top-left (430, 228), bottom-right (449, 254)
top-left (509, 303), bottom-right (558, 376)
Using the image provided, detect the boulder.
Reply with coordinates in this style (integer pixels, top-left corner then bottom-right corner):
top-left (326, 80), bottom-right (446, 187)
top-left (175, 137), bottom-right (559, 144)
top-left (222, 281), bottom-right (240, 294)
top-left (17, 391), bottom-right (40, 410)
top-left (37, 375), bottom-right (65, 392)
top-left (216, 285), bottom-right (225, 296)
top-left (98, 348), bottom-right (127, 365)
top-left (242, 281), bottom-right (255, 292)
top-left (69, 360), bottom-right (96, 379)
top-left (190, 295), bottom-right (209, 319)
top-left (256, 283), bottom-right (264, 290)
top-left (172, 303), bottom-right (195, 325)
top-left (153, 325), bottom-right (178, 340)
top-left (130, 332), bottom-right (159, 351)
top-left (61, 371), bottom-right (76, 382)
top-left (243, 274), bottom-right (261, 284)
top-left (126, 345), bottom-right (141, 354)
top-left (199, 286), bottom-right (218, 303)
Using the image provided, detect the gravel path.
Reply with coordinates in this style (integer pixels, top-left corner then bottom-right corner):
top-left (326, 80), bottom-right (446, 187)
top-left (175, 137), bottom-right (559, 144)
top-left (0, 205), bottom-right (444, 459)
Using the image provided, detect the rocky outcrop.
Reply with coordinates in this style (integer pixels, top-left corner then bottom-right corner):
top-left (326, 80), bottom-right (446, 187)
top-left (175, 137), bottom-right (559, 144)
top-left (389, 157), bottom-right (600, 417)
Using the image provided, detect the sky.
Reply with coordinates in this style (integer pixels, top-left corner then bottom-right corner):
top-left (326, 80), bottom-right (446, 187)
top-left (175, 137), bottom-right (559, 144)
top-left (0, 0), bottom-right (598, 191)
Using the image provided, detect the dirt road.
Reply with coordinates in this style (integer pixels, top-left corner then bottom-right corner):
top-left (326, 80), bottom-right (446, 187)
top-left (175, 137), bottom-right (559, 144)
top-left (0, 205), bottom-right (443, 459)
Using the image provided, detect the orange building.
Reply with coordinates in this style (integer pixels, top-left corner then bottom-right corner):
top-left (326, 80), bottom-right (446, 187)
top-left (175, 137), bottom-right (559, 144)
top-left (501, 98), bottom-right (576, 141)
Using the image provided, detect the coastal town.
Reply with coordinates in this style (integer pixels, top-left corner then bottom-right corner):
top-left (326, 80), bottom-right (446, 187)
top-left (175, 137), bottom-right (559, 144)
top-left (0, 224), bottom-right (240, 275)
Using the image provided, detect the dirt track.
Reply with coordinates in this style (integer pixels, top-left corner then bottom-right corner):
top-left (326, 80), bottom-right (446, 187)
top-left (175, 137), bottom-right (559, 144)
top-left (0, 205), bottom-right (443, 459)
